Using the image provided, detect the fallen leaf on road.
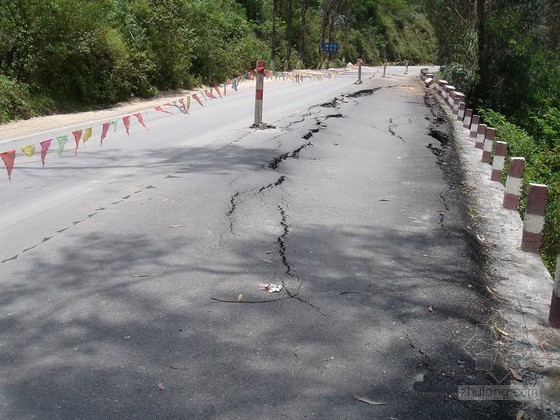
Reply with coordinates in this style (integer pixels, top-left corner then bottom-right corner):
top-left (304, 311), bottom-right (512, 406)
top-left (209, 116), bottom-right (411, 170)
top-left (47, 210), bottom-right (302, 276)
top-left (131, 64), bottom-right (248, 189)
top-left (169, 224), bottom-right (183, 228)
top-left (485, 285), bottom-right (510, 301)
top-left (167, 365), bottom-right (187, 371)
top-left (353, 395), bottom-right (387, 405)
top-left (507, 366), bottom-right (523, 382)
top-left (427, 306), bottom-right (433, 312)
top-left (132, 274), bottom-right (150, 278)
top-left (516, 410), bottom-right (525, 420)
top-left (237, 293), bottom-right (243, 301)
top-left (157, 382), bottom-right (165, 390)
top-left (322, 356), bottom-right (334, 361)
top-left (495, 327), bottom-right (510, 337)
top-left (539, 340), bottom-right (548, 354)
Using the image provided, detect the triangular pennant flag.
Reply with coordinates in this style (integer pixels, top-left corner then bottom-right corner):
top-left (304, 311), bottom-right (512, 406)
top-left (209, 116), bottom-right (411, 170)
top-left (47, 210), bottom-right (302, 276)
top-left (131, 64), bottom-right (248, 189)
top-left (123, 116), bottom-right (131, 135)
top-left (83, 127), bottom-right (93, 144)
top-left (0, 150), bottom-right (16, 180)
top-left (155, 105), bottom-right (173, 115)
top-left (178, 98), bottom-right (189, 114)
top-left (186, 96), bottom-right (191, 112)
top-left (133, 112), bottom-right (149, 130)
top-left (40, 140), bottom-right (52, 167)
top-left (192, 94), bottom-right (204, 107)
top-left (232, 79), bottom-right (238, 91)
top-left (21, 144), bottom-right (36, 157)
top-left (72, 130), bottom-right (82, 156)
top-left (214, 86), bottom-right (222, 99)
top-left (111, 119), bottom-right (119, 132)
top-left (100, 122), bottom-right (110, 145)
top-left (57, 135), bottom-right (68, 158)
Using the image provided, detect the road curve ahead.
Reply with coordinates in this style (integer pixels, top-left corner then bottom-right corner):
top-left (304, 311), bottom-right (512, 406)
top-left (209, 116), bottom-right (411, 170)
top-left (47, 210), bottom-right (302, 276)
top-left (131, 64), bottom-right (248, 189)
top-left (0, 67), bottom-right (518, 418)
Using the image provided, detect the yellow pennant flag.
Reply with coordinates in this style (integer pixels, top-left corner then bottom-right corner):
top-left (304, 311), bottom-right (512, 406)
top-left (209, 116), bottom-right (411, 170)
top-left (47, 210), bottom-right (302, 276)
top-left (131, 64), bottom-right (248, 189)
top-left (21, 144), bottom-right (36, 157)
top-left (83, 127), bottom-right (93, 144)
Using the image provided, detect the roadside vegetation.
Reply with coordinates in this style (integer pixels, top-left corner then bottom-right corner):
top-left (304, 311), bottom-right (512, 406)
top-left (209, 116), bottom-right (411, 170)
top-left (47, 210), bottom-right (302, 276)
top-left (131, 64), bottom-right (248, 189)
top-left (422, 0), bottom-right (560, 273)
top-left (0, 0), bottom-right (435, 122)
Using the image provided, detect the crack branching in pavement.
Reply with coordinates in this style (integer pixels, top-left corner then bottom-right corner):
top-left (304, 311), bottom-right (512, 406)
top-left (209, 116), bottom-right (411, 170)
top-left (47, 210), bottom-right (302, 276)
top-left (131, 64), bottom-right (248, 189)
top-left (388, 117), bottom-right (411, 143)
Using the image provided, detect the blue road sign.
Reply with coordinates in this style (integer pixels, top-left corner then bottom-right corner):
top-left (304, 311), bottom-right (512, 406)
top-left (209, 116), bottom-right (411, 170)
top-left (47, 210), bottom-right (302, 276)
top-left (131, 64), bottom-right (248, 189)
top-left (321, 42), bottom-right (339, 54)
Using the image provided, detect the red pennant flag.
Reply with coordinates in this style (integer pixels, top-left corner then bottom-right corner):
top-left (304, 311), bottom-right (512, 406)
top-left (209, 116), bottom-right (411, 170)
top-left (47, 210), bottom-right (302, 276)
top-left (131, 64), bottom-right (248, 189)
top-left (0, 150), bottom-right (15, 180)
top-left (133, 113), bottom-right (149, 130)
top-left (155, 106), bottom-right (173, 115)
top-left (40, 139), bottom-right (52, 167)
top-left (100, 122), bottom-right (110, 145)
top-left (192, 94), bottom-right (204, 107)
top-left (204, 89), bottom-right (217, 100)
top-left (72, 130), bottom-right (82, 156)
top-left (123, 116), bottom-right (131, 135)
top-left (214, 86), bottom-right (222, 99)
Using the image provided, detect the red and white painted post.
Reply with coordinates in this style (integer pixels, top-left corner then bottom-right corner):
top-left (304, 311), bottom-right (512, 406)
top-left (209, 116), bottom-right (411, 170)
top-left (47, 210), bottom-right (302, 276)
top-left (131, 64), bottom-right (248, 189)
top-left (463, 109), bottom-right (473, 129)
top-left (475, 124), bottom-right (487, 149)
top-left (503, 157), bottom-right (525, 210)
top-left (355, 59), bottom-right (364, 84)
top-left (481, 127), bottom-right (496, 163)
top-left (457, 102), bottom-right (466, 121)
top-left (491, 141), bottom-right (507, 181)
top-left (548, 257), bottom-right (560, 328)
top-left (453, 92), bottom-right (465, 115)
top-left (469, 115), bottom-right (480, 138)
top-left (253, 60), bottom-right (266, 127)
top-left (437, 80), bottom-right (448, 96)
top-left (521, 183), bottom-right (548, 253)
top-left (445, 86), bottom-right (456, 108)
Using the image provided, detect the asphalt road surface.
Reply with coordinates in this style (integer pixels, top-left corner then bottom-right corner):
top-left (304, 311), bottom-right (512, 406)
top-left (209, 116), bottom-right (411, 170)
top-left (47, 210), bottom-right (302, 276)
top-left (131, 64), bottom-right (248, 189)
top-left (0, 67), bottom-right (519, 418)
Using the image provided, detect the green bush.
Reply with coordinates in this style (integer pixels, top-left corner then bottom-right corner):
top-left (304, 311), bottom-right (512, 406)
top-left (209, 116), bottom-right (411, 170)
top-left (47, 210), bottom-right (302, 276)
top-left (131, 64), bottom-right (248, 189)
top-left (0, 75), bottom-right (53, 123)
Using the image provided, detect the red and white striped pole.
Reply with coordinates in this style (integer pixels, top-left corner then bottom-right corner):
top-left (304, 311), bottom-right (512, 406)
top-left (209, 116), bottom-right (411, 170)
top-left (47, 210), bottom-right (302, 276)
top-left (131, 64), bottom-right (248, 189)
top-left (453, 93), bottom-right (465, 115)
top-left (457, 102), bottom-right (466, 121)
top-left (463, 109), bottom-right (473, 129)
top-left (491, 141), bottom-right (507, 181)
top-left (469, 115), bottom-right (480, 138)
top-left (503, 157), bottom-right (525, 210)
top-left (548, 256), bottom-right (560, 328)
top-left (481, 127), bottom-right (495, 163)
top-left (475, 124), bottom-right (487, 149)
top-left (253, 60), bottom-right (266, 127)
top-left (521, 183), bottom-right (548, 253)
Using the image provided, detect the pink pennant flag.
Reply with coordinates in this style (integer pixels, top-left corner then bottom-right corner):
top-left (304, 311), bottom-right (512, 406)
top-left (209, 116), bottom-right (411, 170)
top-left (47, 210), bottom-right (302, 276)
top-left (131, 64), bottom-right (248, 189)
top-left (204, 89), bottom-right (218, 100)
top-left (178, 98), bottom-right (188, 114)
top-left (123, 116), bottom-right (131, 135)
top-left (0, 150), bottom-right (15, 180)
top-left (40, 140), bottom-right (52, 167)
top-left (134, 113), bottom-right (149, 130)
top-left (100, 122), bottom-right (110, 145)
top-left (155, 106), bottom-right (173, 115)
top-left (192, 94), bottom-right (204, 107)
top-left (214, 86), bottom-right (222, 99)
top-left (72, 130), bottom-right (82, 156)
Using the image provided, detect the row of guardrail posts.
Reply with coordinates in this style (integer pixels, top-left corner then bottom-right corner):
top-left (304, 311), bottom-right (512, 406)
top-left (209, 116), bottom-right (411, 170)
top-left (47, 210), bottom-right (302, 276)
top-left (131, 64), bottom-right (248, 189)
top-left (420, 68), bottom-right (560, 328)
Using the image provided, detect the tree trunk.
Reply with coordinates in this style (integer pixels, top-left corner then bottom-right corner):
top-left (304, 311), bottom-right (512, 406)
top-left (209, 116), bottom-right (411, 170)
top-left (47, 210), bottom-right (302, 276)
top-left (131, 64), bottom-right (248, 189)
top-left (284, 0), bottom-right (293, 71)
top-left (297, 0), bottom-right (309, 69)
top-left (271, 0), bottom-right (278, 69)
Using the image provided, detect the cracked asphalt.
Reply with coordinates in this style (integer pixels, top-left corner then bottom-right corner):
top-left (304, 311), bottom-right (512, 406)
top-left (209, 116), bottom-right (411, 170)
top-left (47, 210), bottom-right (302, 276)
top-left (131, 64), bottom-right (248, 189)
top-left (0, 67), bottom-right (521, 418)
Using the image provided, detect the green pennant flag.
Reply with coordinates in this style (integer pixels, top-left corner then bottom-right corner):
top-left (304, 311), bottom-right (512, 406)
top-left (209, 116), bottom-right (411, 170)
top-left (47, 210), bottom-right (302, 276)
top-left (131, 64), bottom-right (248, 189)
top-left (57, 135), bottom-right (68, 158)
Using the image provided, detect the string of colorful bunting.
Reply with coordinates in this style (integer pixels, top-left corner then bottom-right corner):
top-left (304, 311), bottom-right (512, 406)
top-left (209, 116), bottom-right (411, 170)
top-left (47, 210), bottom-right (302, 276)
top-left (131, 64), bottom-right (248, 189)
top-left (0, 69), bottom-right (334, 180)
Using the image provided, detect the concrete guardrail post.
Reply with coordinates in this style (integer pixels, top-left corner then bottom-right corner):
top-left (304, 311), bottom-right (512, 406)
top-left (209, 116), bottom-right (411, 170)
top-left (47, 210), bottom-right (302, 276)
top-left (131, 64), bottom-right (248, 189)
top-left (481, 127), bottom-right (496, 163)
top-left (503, 157), bottom-right (525, 210)
top-left (521, 183), bottom-right (548, 253)
top-left (491, 141), bottom-right (507, 181)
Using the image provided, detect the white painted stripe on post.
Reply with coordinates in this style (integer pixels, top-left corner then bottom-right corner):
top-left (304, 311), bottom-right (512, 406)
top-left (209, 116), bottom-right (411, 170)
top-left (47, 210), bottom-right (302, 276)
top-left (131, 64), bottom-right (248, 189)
top-left (505, 176), bottom-right (523, 195)
top-left (524, 214), bottom-right (546, 234)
